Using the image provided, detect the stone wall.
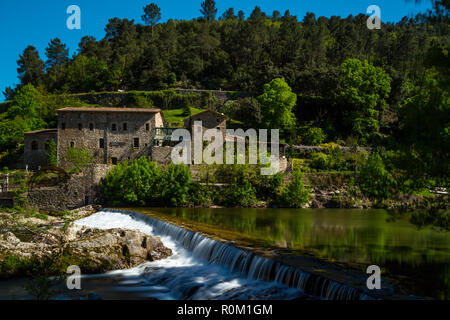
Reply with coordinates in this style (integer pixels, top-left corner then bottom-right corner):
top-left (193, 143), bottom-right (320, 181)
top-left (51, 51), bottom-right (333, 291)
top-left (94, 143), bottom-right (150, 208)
top-left (23, 130), bottom-right (57, 170)
top-left (27, 164), bottom-right (111, 212)
top-left (57, 110), bottom-right (158, 167)
top-left (151, 146), bottom-right (174, 165)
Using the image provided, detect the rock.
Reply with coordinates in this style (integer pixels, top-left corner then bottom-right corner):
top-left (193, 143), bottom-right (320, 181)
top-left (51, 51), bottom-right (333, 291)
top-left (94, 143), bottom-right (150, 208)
top-left (65, 226), bottom-right (172, 271)
top-left (0, 224), bottom-right (172, 276)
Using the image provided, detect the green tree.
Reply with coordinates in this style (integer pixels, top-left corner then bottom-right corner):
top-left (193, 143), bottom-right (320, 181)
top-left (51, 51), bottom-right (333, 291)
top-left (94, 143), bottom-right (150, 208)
top-left (398, 67), bottom-right (449, 185)
top-left (17, 46), bottom-right (45, 86)
top-left (142, 3), bottom-right (161, 35)
top-left (62, 146), bottom-right (94, 173)
top-left (339, 59), bottom-right (391, 144)
top-left (66, 55), bottom-right (108, 92)
top-left (45, 38), bottom-right (69, 69)
top-left (159, 163), bottom-right (192, 206)
top-left (302, 127), bottom-right (326, 145)
top-left (257, 78), bottom-right (297, 129)
top-left (7, 84), bottom-right (43, 121)
top-left (279, 169), bottom-right (310, 207)
top-left (357, 153), bottom-right (397, 202)
top-left (200, 0), bottom-right (218, 21)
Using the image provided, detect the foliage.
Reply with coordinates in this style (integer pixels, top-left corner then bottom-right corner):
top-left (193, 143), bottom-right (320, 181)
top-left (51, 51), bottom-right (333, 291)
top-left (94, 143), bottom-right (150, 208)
top-left (142, 3), bottom-right (161, 30)
top-left (257, 78), bottom-right (297, 129)
top-left (310, 152), bottom-right (328, 170)
top-left (46, 140), bottom-right (57, 166)
top-left (397, 67), bottom-right (449, 185)
top-left (62, 146), bottom-right (94, 173)
top-left (277, 169), bottom-right (310, 207)
top-left (223, 97), bottom-right (262, 128)
top-left (339, 59), bottom-right (391, 144)
top-left (302, 126), bottom-right (326, 145)
top-left (16, 45), bottom-right (45, 87)
top-left (357, 153), bottom-right (397, 202)
top-left (200, 0), bottom-right (218, 21)
top-left (101, 157), bottom-right (192, 206)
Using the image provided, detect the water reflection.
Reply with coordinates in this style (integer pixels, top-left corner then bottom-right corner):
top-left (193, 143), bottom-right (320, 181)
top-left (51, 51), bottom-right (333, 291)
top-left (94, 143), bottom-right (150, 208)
top-left (137, 208), bottom-right (450, 299)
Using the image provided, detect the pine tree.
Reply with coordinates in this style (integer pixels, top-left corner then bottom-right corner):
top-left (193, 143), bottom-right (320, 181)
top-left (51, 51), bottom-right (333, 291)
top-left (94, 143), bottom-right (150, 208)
top-left (142, 3), bottom-right (161, 35)
top-left (45, 38), bottom-right (69, 69)
top-left (200, 0), bottom-right (217, 21)
top-left (17, 46), bottom-right (45, 86)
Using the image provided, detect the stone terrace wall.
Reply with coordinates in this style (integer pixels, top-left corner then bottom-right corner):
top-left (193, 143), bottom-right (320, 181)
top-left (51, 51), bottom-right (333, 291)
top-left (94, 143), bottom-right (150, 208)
top-left (69, 89), bottom-right (248, 109)
top-left (27, 164), bottom-right (111, 212)
top-left (151, 146), bottom-right (173, 165)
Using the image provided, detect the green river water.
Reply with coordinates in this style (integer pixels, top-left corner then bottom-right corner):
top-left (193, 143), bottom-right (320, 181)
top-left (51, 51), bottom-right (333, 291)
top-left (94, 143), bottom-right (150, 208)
top-left (138, 207), bottom-right (450, 299)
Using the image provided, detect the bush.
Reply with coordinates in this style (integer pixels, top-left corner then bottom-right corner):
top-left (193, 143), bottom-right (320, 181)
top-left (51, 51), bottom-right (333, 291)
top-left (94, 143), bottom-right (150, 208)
top-left (46, 140), bottom-right (57, 166)
top-left (302, 127), bottom-right (326, 145)
top-left (62, 146), bottom-right (94, 173)
top-left (222, 177), bottom-right (257, 207)
top-left (278, 169), bottom-right (310, 207)
top-left (357, 153), bottom-right (397, 202)
top-left (101, 158), bottom-right (191, 206)
top-left (159, 163), bottom-right (192, 206)
top-left (188, 182), bottom-right (213, 207)
top-left (310, 152), bottom-right (328, 170)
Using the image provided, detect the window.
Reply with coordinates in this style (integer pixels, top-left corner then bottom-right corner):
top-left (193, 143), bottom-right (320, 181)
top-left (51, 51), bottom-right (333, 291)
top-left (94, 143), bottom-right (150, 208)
top-left (146, 123), bottom-right (149, 131)
top-left (111, 123), bottom-right (117, 131)
top-left (44, 140), bottom-right (50, 150)
top-left (99, 138), bottom-right (104, 149)
top-left (123, 123), bottom-right (127, 131)
top-left (133, 138), bottom-right (139, 148)
top-left (70, 141), bottom-right (75, 148)
top-left (89, 123), bottom-right (94, 131)
top-left (61, 122), bottom-right (66, 130)
top-left (78, 123), bottom-right (82, 130)
top-left (31, 141), bottom-right (38, 150)
top-left (111, 157), bottom-right (118, 165)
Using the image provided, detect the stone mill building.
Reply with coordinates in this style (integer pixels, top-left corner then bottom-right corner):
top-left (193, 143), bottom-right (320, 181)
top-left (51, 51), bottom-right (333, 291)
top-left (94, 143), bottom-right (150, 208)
top-left (23, 107), bottom-right (164, 169)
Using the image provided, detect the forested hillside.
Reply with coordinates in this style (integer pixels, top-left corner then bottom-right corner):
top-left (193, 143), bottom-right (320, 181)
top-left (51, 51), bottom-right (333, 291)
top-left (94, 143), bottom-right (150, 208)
top-left (1, 0), bottom-right (449, 190)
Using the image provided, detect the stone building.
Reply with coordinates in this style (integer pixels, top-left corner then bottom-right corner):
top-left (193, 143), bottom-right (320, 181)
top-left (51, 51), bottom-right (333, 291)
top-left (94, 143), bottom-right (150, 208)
top-left (57, 107), bottom-right (164, 167)
top-left (23, 129), bottom-right (58, 170)
top-left (151, 110), bottom-right (228, 164)
top-left (183, 109), bottom-right (227, 137)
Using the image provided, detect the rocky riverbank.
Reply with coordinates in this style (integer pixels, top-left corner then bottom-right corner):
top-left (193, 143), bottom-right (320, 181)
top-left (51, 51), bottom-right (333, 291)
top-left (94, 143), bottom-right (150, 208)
top-left (0, 205), bottom-right (172, 278)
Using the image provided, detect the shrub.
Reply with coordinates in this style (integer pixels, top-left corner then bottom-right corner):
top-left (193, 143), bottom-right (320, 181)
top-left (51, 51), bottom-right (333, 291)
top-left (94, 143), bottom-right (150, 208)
top-left (101, 158), bottom-right (191, 206)
top-left (278, 169), bottom-right (310, 207)
top-left (188, 182), bottom-right (213, 207)
top-left (62, 146), bottom-right (94, 173)
top-left (357, 153), bottom-right (397, 202)
top-left (46, 140), bottom-right (57, 166)
top-left (302, 127), bottom-right (326, 145)
top-left (159, 163), bottom-right (192, 206)
top-left (310, 152), bottom-right (328, 170)
top-left (222, 177), bottom-right (257, 207)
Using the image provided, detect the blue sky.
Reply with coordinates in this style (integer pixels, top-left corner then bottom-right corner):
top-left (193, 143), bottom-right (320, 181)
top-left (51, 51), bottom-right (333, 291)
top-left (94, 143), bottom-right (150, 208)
top-left (0, 0), bottom-right (432, 101)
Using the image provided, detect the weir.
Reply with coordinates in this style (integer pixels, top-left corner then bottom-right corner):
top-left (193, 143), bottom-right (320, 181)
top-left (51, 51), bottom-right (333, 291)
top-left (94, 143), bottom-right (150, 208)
top-left (103, 209), bottom-right (374, 300)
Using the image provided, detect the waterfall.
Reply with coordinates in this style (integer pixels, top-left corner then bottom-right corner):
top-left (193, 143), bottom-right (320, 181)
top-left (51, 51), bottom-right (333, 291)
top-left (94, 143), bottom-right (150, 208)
top-left (76, 209), bottom-right (374, 300)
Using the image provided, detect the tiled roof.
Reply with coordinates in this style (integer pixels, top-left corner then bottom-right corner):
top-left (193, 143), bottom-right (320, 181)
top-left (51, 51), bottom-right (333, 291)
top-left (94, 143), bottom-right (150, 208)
top-left (24, 129), bottom-right (58, 135)
top-left (183, 109), bottom-right (228, 120)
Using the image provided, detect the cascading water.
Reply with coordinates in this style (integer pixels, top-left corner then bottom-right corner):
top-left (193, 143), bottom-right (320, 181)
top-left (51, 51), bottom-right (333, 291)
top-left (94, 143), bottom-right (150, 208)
top-left (75, 209), bottom-right (373, 300)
